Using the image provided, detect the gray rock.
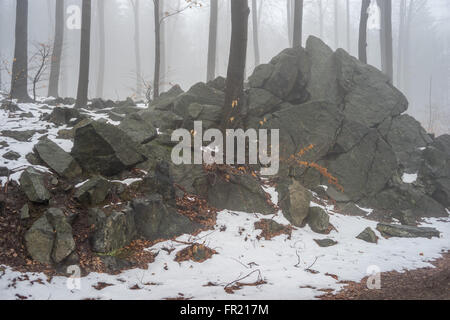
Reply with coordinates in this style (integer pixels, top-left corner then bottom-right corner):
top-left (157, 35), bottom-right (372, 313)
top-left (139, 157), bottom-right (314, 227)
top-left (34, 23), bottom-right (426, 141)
top-left (74, 176), bottom-right (111, 206)
top-left (34, 138), bottom-right (82, 179)
top-left (356, 227), bottom-right (378, 243)
top-left (2, 151), bottom-right (20, 160)
top-left (118, 112), bottom-right (157, 144)
top-left (376, 223), bottom-right (440, 239)
top-left (46, 208), bottom-right (76, 263)
top-left (20, 204), bottom-right (30, 219)
top-left (0, 166), bottom-right (9, 177)
top-left (138, 109), bottom-right (183, 132)
top-left (88, 207), bottom-right (136, 253)
top-left (1, 130), bottom-right (38, 142)
top-left (307, 207), bottom-right (330, 234)
top-left (419, 134), bottom-right (450, 208)
top-left (278, 178), bottom-right (312, 227)
top-left (19, 168), bottom-right (51, 203)
top-left (208, 170), bottom-right (274, 215)
top-left (24, 216), bottom-right (54, 264)
top-left (314, 239), bottom-right (338, 247)
top-left (1, 101), bottom-right (23, 112)
top-left (71, 121), bottom-right (146, 176)
top-left (248, 64), bottom-right (274, 88)
top-left (42, 107), bottom-right (86, 126)
top-left (382, 115), bottom-right (432, 172)
top-left (131, 195), bottom-right (200, 241)
top-left (246, 88), bottom-right (282, 119)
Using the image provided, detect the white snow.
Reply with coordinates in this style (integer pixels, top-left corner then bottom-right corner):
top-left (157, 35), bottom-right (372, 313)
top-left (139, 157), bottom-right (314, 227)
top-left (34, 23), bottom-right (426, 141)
top-left (0, 191), bottom-right (449, 300)
top-left (110, 178), bottom-right (143, 186)
top-left (402, 173), bottom-right (418, 184)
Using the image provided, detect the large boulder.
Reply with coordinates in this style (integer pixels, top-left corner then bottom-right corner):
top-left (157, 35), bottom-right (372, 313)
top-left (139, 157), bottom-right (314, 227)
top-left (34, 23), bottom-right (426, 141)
top-left (278, 178), bottom-right (312, 227)
top-left (19, 167), bottom-right (51, 203)
top-left (419, 135), bottom-right (450, 208)
top-left (207, 170), bottom-right (275, 215)
top-left (24, 216), bottom-right (54, 264)
top-left (88, 207), bottom-right (136, 253)
top-left (34, 138), bottom-right (82, 179)
top-left (74, 176), bottom-right (111, 206)
top-left (170, 82), bottom-right (225, 118)
top-left (131, 195), bottom-right (200, 241)
top-left (307, 207), bottom-right (330, 234)
top-left (42, 107), bottom-right (86, 126)
top-left (118, 112), bottom-right (157, 144)
top-left (46, 208), bottom-right (76, 263)
top-left (249, 47), bottom-right (310, 104)
top-left (25, 208), bottom-right (75, 264)
top-left (364, 181), bottom-right (447, 219)
top-left (304, 37), bottom-right (407, 128)
top-left (71, 121), bottom-right (146, 176)
top-left (379, 114), bottom-right (432, 172)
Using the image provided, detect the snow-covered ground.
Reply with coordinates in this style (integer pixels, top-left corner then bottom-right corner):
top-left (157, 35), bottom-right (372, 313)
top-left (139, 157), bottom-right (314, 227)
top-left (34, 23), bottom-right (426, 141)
top-left (0, 187), bottom-right (449, 300)
top-left (1, 100), bottom-right (449, 300)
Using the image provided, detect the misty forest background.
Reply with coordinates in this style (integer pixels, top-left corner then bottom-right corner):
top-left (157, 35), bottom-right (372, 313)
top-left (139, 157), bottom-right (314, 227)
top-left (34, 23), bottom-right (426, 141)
top-left (0, 0), bottom-right (449, 135)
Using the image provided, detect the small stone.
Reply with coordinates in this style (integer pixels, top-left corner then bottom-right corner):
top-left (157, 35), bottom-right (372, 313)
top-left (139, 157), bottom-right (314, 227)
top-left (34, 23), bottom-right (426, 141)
top-left (20, 204), bottom-right (30, 219)
top-left (356, 227), bottom-right (378, 243)
top-left (307, 207), bottom-right (330, 234)
top-left (314, 239), bottom-right (338, 247)
top-left (2, 151), bottom-right (21, 160)
top-left (19, 167), bottom-right (51, 203)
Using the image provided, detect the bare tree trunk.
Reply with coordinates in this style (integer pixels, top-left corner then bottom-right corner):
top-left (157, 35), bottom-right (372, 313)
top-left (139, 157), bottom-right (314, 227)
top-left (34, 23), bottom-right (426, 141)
top-left (48, 0), bottom-right (64, 98)
top-left (292, 0), bottom-right (303, 48)
top-left (358, 0), bottom-right (370, 64)
top-left (403, 0), bottom-right (414, 96)
top-left (132, 0), bottom-right (142, 98)
top-left (334, 0), bottom-right (339, 49)
top-left (207, 0), bottom-right (218, 82)
top-left (287, 0), bottom-right (293, 47)
top-left (221, 0), bottom-right (250, 130)
top-left (159, 0), bottom-right (166, 91)
top-left (318, 0), bottom-right (323, 39)
top-left (396, 0), bottom-right (406, 88)
top-left (346, 0), bottom-right (350, 52)
top-left (75, 0), bottom-right (92, 108)
top-left (96, 0), bottom-right (105, 98)
top-left (252, 0), bottom-right (260, 66)
top-left (153, 0), bottom-right (160, 99)
top-left (378, 0), bottom-right (393, 81)
top-left (10, 0), bottom-right (30, 101)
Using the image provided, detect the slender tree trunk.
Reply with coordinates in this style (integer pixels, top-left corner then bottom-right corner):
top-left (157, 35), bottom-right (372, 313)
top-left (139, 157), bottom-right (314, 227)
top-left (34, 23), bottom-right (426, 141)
top-left (10, 0), bottom-right (30, 101)
top-left (334, 0), bottom-right (339, 49)
top-left (346, 0), bottom-right (350, 52)
top-left (48, 0), bottom-right (64, 98)
top-left (292, 0), bottom-right (303, 48)
top-left (287, 0), bottom-right (293, 47)
top-left (132, 0), bottom-right (142, 98)
top-left (252, 0), bottom-right (260, 66)
top-left (207, 0), bottom-right (218, 82)
top-left (75, 0), bottom-right (91, 108)
top-left (358, 0), bottom-right (370, 64)
top-left (96, 0), bottom-right (105, 98)
top-left (159, 0), bottom-right (166, 91)
top-left (403, 0), bottom-right (414, 96)
top-left (153, 0), bottom-right (160, 99)
top-left (318, 0), bottom-right (323, 39)
top-left (397, 0), bottom-right (406, 88)
top-left (378, 0), bottom-right (393, 81)
top-left (221, 0), bottom-right (250, 131)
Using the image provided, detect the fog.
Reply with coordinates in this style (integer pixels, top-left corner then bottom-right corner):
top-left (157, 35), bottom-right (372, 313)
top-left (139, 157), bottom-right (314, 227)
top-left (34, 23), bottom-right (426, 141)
top-left (1, 0), bottom-right (449, 134)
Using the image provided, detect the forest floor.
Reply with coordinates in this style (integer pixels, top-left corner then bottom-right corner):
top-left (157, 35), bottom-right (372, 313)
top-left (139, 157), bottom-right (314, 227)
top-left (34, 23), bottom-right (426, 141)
top-left (320, 252), bottom-right (450, 300)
